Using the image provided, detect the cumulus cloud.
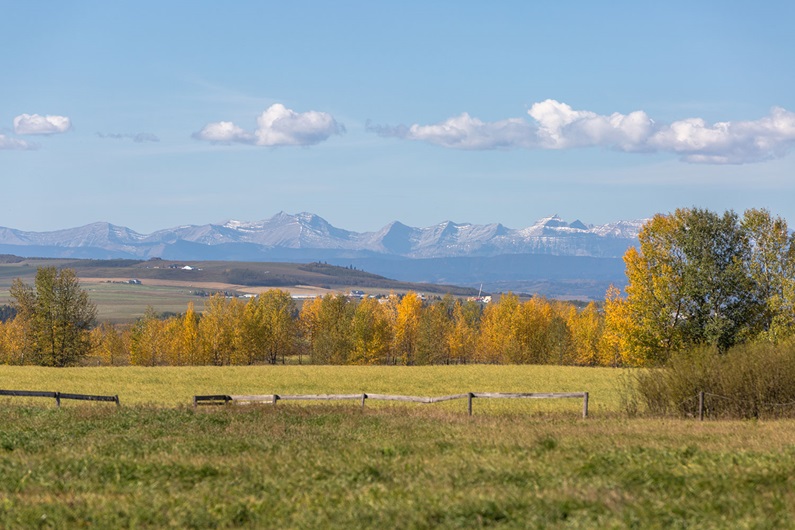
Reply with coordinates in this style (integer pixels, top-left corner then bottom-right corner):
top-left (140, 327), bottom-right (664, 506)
top-left (13, 114), bottom-right (72, 135)
top-left (370, 100), bottom-right (795, 164)
top-left (97, 132), bottom-right (160, 143)
top-left (648, 107), bottom-right (795, 164)
top-left (528, 100), bottom-right (655, 152)
top-left (193, 104), bottom-right (344, 147)
top-left (0, 134), bottom-right (37, 150)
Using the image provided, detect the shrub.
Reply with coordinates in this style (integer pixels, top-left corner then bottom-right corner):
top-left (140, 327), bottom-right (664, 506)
top-left (629, 340), bottom-right (795, 419)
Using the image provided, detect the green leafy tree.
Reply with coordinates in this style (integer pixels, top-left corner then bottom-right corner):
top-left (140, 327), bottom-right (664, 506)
top-left (9, 267), bottom-right (97, 366)
top-left (741, 208), bottom-right (795, 341)
top-left (612, 208), bottom-right (767, 364)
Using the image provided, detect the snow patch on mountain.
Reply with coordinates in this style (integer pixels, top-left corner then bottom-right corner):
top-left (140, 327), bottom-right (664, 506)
top-left (0, 212), bottom-right (646, 260)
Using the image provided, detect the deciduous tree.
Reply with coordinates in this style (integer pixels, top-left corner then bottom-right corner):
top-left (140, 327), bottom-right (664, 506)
top-left (9, 267), bottom-right (97, 366)
top-left (612, 207), bottom-right (770, 364)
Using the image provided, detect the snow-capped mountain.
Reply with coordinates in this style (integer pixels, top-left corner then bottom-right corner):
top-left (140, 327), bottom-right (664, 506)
top-left (0, 212), bottom-right (645, 261)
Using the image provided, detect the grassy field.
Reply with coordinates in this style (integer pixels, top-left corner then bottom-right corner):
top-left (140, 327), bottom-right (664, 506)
top-left (84, 282), bottom-right (213, 322)
top-left (0, 365), bottom-right (623, 412)
top-left (0, 258), bottom-right (478, 309)
top-left (2, 366), bottom-right (794, 528)
top-left (0, 281), bottom-right (226, 323)
top-left (0, 257), bottom-right (479, 323)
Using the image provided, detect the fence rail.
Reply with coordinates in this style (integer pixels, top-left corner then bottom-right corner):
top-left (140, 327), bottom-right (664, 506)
top-left (194, 391), bottom-right (589, 417)
top-left (0, 389), bottom-right (120, 407)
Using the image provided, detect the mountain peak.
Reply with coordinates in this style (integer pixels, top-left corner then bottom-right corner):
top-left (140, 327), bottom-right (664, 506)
top-left (0, 212), bottom-right (644, 261)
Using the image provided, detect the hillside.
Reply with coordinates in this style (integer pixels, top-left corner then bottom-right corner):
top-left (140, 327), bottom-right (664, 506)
top-left (0, 257), bottom-right (480, 297)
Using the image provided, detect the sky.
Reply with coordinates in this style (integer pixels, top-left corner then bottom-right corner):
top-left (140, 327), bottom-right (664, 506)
top-left (2, 1), bottom-right (794, 234)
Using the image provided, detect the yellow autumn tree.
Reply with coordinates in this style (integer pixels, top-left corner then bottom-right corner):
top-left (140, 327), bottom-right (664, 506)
top-left (512, 298), bottom-right (555, 363)
top-left (600, 285), bottom-right (637, 366)
top-left (299, 294), bottom-right (354, 364)
top-left (393, 292), bottom-right (423, 365)
top-left (241, 290), bottom-right (296, 365)
top-left (198, 295), bottom-right (244, 366)
top-left (416, 296), bottom-right (454, 365)
top-left (129, 307), bottom-right (167, 366)
top-left (179, 302), bottom-right (201, 365)
top-left (90, 322), bottom-right (129, 366)
top-left (477, 293), bottom-right (521, 363)
top-left (0, 318), bottom-right (30, 365)
top-left (448, 300), bottom-right (480, 364)
top-left (567, 302), bottom-right (604, 366)
top-left (350, 297), bottom-right (392, 365)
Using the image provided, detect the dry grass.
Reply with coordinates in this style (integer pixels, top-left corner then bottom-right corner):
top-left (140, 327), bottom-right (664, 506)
top-left (0, 364), bottom-right (625, 414)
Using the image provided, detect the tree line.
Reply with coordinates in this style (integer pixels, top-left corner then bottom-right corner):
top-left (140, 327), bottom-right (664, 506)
top-left (0, 277), bottom-right (612, 367)
top-left (1, 207), bottom-right (792, 368)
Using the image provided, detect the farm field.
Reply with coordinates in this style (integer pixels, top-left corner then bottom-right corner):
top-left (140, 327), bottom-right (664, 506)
top-left (2, 366), bottom-right (795, 528)
top-left (0, 364), bottom-right (623, 411)
top-left (0, 257), bottom-right (478, 323)
top-left (0, 256), bottom-right (477, 324)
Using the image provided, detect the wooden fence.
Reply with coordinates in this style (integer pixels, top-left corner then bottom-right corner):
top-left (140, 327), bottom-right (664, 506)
top-left (194, 391), bottom-right (590, 418)
top-left (0, 389), bottom-right (120, 407)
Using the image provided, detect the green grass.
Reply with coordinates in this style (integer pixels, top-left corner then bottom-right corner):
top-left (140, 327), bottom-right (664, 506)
top-left (2, 366), bottom-right (794, 528)
top-left (0, 275), bottom-right (212, 323)
top-left (82, 282), bottom-right (211, 322)
top-left (1, 405), bottom-right (794, 529)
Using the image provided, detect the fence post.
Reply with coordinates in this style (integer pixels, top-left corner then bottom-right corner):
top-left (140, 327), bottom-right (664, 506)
top-left (115, 395), bottom-right (120, 408)
top-left (55, 392), bottom-right (61, 408)
top-left (272, 394), bottom-right (278, 406)
top-left (467, 392), bottom-right (473, 416)
top-left (361, 393), bottom-right (367, 409)
top-left (582, 392), bottom-right (589, 419)
top-left (698, 391), bottom-right (705, 421)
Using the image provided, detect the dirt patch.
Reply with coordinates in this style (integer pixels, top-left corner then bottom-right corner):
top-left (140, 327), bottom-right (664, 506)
top-left (237, 285), bottom-right (338, 297)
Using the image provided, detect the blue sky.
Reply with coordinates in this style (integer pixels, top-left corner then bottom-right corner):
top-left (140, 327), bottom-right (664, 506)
top-left (2, 1), bottom-right (794, 233)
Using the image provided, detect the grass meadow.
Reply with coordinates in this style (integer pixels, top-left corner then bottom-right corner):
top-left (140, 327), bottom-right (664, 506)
top-left (83, 282), bottom-right (212, 323)
top-left (0, 280), bottom-right (211, 324)
top-left (0, 365), bottom-right (621, 412)
top-left (2, 365), bottom-right (795, 528)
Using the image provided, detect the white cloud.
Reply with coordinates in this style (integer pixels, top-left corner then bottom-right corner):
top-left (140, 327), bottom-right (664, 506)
top-left (13, 114), bottom-right (72, 135)
top-left (0, 134), bottom-right (37, 150)
top-left (97, 132), bottom-right (160, 143)
top-left (648, 107), bottom-right (795, 164)
top-left (371, 100), bottom-right (795, 164)
top-left (368, 113), bottom-right (537, 150)
top-left (528, 100), bottom-right (655, 152)
top-left (193, 104), bottom-right (344, 147)
top-left (192, 121), bottom-right (254, 144)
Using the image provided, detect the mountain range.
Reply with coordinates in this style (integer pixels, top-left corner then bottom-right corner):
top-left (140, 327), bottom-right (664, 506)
top-left (0, 212), bottom-right (645, 299)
